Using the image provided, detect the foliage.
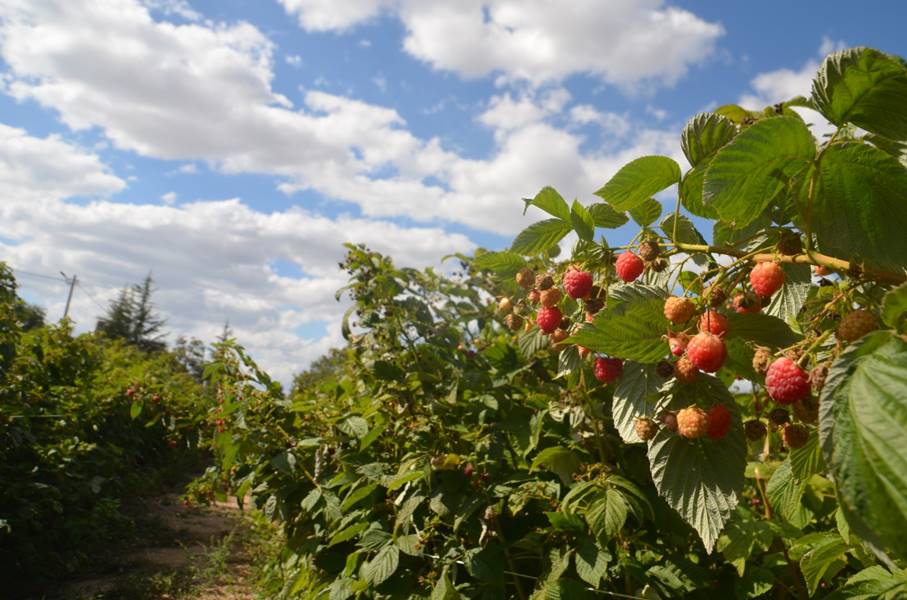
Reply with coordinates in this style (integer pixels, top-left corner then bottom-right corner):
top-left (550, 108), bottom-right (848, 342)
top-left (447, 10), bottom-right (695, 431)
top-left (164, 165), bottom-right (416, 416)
top-left (96, 273), bottom-right (167, 352)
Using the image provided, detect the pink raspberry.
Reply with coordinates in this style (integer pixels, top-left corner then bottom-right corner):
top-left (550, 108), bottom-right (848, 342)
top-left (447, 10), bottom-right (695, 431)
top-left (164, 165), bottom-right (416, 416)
top-left (750, 262), bottom-right (785, 297)
top-left (563, 269), bottom-right (594, 299)
top-left (536, 306), bottom-right (563, 334)
top-left (765, 357), bottom-right (810, 404)
top-left (707, 404), bottom-right (732, 439)
top-left (698, 310), bottom-right (728, 336)
top-left (686, 332), bottom-right (726, 373)
top-left (594, 357), bottom-right (623, 383)
top-left (615, 252), bottom-right (644, 283)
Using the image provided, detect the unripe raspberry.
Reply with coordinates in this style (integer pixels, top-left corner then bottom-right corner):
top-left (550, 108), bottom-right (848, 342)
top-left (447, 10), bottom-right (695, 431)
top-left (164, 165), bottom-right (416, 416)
top-left (563, 269), bottom-right (594, 299)
top-left (516, 267), bottom-right (535, 289)
top-left (635, 417), bottom-right (659, 441)
top-left (639, 239), bottom-right (661, 261)
top-left (733, 293), bottom-right (762, 314)
top-left (750, 262), bottom-right (785, 297)
top-left (539, 288), bottom-right (562, 308)
top-left (768, 407), bottom-right (790, 426)
top-left (550, 329), bottom-right (569, 345)
top-left (674, 356), bottom-right (698, 383)
top-left (676, 406), bottom-right (709, 439)
top-left (528, 289), bottom-right (541, 304)
top-left (535, 273), bottom-right (554, 291)
top-left (792, 395), bottom-right (818, 424)
top-left (836, 309), bottom-right (878, 343)
top-left (536, 306), bottom-right (562, 334)
top-left (707, 404), bottom-right (732, 439)
top-left (656, 360), bottom-right (674, 378)
top-left (594, 357), bottom-right (623, 383)
top-left (686, 332), bottom-right (727, 373)
top-left (698, 310), bottom-right (728, 336)
top-left (668, 332), bottom-right (689, 356)
top-left (777, 231), bottom-right (803, 256)
top-left (615, 252), bottom-right (644, 282)
top-left (584, 298), bottom-right (604, 314)
top-left (744, 419), bottom-right (767, 441)
top-left (809, 364), bottom-right (828, 392)
top-left (505, 313), bottom-right (523, 331)
top-left (664, 296), bottom-right (696, 324)
top-left (782, 423), bottom-right (810, 449)
top-left (765, 358), bottom-right (810, 404)
top-left (498, 297), bottom-right (513, 314)
top-left (703, 286), bottom-right (726, 307)
top-left (660, 412), bottom-right (678, 431)
top-left (651, 258), bottom-right (669, 272)
top-left (752, 347), bottom-right (773, 375)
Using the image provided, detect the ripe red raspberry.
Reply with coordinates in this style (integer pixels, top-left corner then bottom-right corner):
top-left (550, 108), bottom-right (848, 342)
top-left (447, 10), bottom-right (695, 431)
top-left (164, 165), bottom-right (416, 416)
top-left (639, 239), bottom-right (661, 261)
top-left (516, 267), bottom-right (535, 289)
top-left (563, 269), bottom-right (593, 299)
top-left (676, 406), bottom-right (709, 439)
top-left (686, 332), bottom-right (727, 373)
top-left (750, 262), bottom-right (785, 297)
top-left (752, 346), bottom-right (773, 375)
top-left (765, 357), bottom-right (810, 404)
top-left (536, 306), bottom-right (562, 334)
top-left (698, 310), bottom-right (728, 336)
top-left (707, 405), bottom-right (732, 439)
top-left (744, 419), bottom-right (767, 441)
top-left (782, 423), bottom-right (810, 449)
top-left (733, 293), bottom-right (762, 314)
top-left (668, 332), bottom-right (689, 356)
top-left (664, 296), bottom-right (695, 324)
top-left (635, 417), bottom-right (659, 441)
top-left (539, 288), bottom-right (562, 308)
top-left (594, 357), bottom-right (623, 383)
top-left (615, 252), bottom-right (644, 282)
top-left (674, 356), bottom-right (698, 383)
top-left (836, 309), bottom-right (878, 342)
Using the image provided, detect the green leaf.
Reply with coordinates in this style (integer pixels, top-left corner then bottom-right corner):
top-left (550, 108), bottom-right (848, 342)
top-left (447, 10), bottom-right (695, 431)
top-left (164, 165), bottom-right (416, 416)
top-left (568, 286), bottom-right (670, 363)
top-left (611, 362), bottom-right (662, 443)
top-left (828, 565), bottom-right (907, 599)
top-left (681, 112), bottom-right (737, 167)
top-left (364, 543), bottom-right (399, 586)
top-left (714, 103), bottom-right (760, 125)
top-left (570, 200), bottom-right (595, 242)
top-left (866, 132), bottom-right (907, 167)
top-left (594, 156), bottom-right (681, 211)
top-left (799, 534), bottom-right (847, 596)
top-left (812, 47), bottom-right (907, 140)
top-left (531, 446), bottom-right (583, 485)
top-left (765, 263), bottom-right (812, 328)
top-left (329, 521), bottom-right (369, 547)
top-left (680, 163), bottom-right (718, 218)
top-left (574, 536), bottom-right (609, 587)
top-left (812, 142), bottom-right (907, 270)
top-left (766, 459), bottom-right (813, 528)
top-left (789, 431), bottom-right (824, 480)
top-left (587, 203), bottom-right (629, 229)
top-left (882, 282), bottom-right (907, 331)
top-left (726, 312), bottom-right (802, 348)
top-left (431, 567), bottom-right (460, 600)
top-left (647, 376), bottom-right (746, 552)
top-left (660, 214), bottom-right (706, 247)
top-left (341, 483), bottom-right (378, 512)
top-left (339, 415), bottom-right (369, 439)
top-left (628, 197), bottom-right (662, 227)
top-left (703, 116), bottom-right (816, 227)
top-left (819, 332), bottom-right (907, 559)
top-left (471, 251), bottom-right (526, 277)
top-left (586, 490), bottom-right (628, 541)
top-left (130, 399), bottom-right (142, 419)
top-left (524, 186), bottom-right (571, 221)
top-left (511, 219), bottom-right (572, 256)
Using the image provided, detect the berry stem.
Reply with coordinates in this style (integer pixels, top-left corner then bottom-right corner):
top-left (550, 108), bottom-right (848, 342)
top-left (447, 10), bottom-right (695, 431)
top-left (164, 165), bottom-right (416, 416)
top-left (797, 329), bottom-right (833, 368)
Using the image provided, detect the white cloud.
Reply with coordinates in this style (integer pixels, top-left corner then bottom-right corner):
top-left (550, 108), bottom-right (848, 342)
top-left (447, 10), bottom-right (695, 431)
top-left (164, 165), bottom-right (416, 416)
top-left (568, 105), bottom-right (630, 138)
top-left (161, 191), bottom-right (177, 204)
top-left (278, 0), bottom-right (392, 31)
top-left (285, 54), bottom-right (303, 67)
top-left (176, 163), bottom-right (197, 174)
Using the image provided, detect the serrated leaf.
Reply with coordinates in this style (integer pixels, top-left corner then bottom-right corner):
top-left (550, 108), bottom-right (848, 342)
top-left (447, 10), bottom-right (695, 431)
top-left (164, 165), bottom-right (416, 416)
top-left (594, 156), bottom-right (681, 211)
top-left (611, 362), bottom-right (662, 443)
top-left (524, 186), bottom-right (571, 221)
top-left (681, 112), bottom-right (737, 167)
top-left (811, 47), bottom-right (907, 140)
top-left (789, 431), bottom-right (824, 480)
top-left (680, 162), bottom-right (718, 218)
top-left (364, 543), bottom-right (399, 586)
top-left (660, 214), bottom-right (706, 247)
top-left (431, 567), bottom-right (460, 600)
top-left (703, 117), bottom-right (816, 227)
top-left (570, 199), bottom-right (595, 242)
top-left (586, 489), bottom-right (628, 541)
top-left (511, 219), bottom-right (572, 256)
top-left (587, 203), bottom-right (629, 228)
top-left (647, 376), bottom-right (746, 552)
top-left (726, 312), bottom-right (802, 348)
top-left (471, 251), bottom-right (526, 276)
top-left (799, 534), bottom-right (847, 596)
top-left (714, 103), bottom-right (760, 125)
top-left (765, 263), bottom-right (812, 327)
top-left (812, 142), bottom-right (907, 270)
top-left (574, 536), bottom-right (609, 587)
top-left (568, 289), bottom-right (670, 363)
top-left (531, 446), bottom-right (582, 485)
top-left (339, 415), bottom-right (369, 439)
top-left (628, 197), bottom-right (662, 227)
top-left (329, 521), bottom-right (369, 547)
top-left (766, 459), bottom-right (813, 528)
top-left (819, 332), bottom-right (907, 559)
top-left (882, 282), bottom-right (907, 331)
top-left (829, 565), bottom-right (907, 599)
top-left (341, 483), bottom-right (378, 512)
top-left (517, 328), bottom-right (548, 359)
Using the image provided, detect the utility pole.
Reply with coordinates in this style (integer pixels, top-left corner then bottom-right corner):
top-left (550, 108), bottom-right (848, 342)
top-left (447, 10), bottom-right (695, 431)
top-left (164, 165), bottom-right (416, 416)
top-left (61, 272), bottom-right (77, 320)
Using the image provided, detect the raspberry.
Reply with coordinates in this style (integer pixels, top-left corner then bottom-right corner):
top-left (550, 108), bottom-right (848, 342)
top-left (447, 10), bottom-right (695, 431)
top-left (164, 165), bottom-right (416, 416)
top-left (516, 267), bottom-right (535, 289)
top-left (744, 419), bottom-right (767, 441)
top-left (674, 356), bottom-right (698, 383)
top-left (536, 306), bottom-right (562, 334)
top-left (668, 332), bottom-right (689, 356)
top-left (661, 412), bottom-right (678, 431)
top-left (594, 357), bottom-right (623, 383)
top-left (686, 332), bottom-right (727, 373)
top-left (563, 269), bottom-right (593, 299)
top-left (733, 293), bottom-right (762, 314)
top-left (703, 286), bottom-right (726, 307)
top-left (765, 358), bottom-right (810, 404)
top-left (528, 289), bottom-right (540, 304)
top-left (813, 265), bottom-right (831, 277)
top-left (635, 417), bottom-right (659, 441)
top-left (836, 309), bottom-right (878, 342)
top-left (639, 239), bottom-right (661, 261)
top-left (504, 313), bottom-right (523, 331)
top-left (792, 395), bottom-right (818, 424)
top-left (782, 423), bottom-right (810, 449)
top-left (651, 258), bottom-right (668, 272)
top-left (498, 297), bottom-right (513, 313)
top-left (664, 296), bottom-right (696, 324)
top-left (752, 347), bottom-right (773, 375)
top-left (698, 310), bottom-right (728, 336)
top-left (550, 329), bottom-right (569, 345)
top-left (750, 262), bottom-right (785, 297)
top-left (707, 404), bottom-right (732, 439)
top-left (615, 252), bottom-right (645, 282)
top-left (535, 273), bottom-right (554, 290)
top-left (577, 345), bottom-right (591, 359)
top-left (768, 408), bottom-right (790, 426)
top-left (584, 298), bottom-right (604, 314)
top-left (676, 406), bottom-right (709, 439)
top-left (777, 231), bottom-right (803, 256)
top-left (809, 364), bottom-right (828, 392)
top-left (656, 360), bottom-right (674, 378)
top-left (539, 288), bottom-right (562, 308)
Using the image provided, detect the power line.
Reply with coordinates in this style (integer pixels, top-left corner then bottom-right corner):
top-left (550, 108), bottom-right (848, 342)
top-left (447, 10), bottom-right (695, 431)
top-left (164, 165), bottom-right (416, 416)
top-left (76, 281), bottom-right (108, 313)
top-left (10, 267), bottom-right (67, 284)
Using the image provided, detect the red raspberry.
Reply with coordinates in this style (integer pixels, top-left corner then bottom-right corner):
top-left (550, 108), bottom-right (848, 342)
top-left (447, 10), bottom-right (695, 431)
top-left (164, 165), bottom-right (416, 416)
top-left (635, 417), bottom-right (659, 441)
top-left (674, 356), bottom-right (698, 383)
top-left (536, 306), bottom-right (562, 334)
top-left (594, 357), bottom-right (623, 383)
top-left (707, 404), bottom-right (732, 439)
top-left (563, 269), bottom-right (593, 299)
top-left (668, 332), bottom-right (689, 356)
top-left (615, 252), bottom-right (644, 282)
top-left (686, 332), bottom-right (727, 373)
top-left (836, 309), bottom-right (878, 342)
top-left (676, 406), bottom-right (709, 439)
top-left (765, 357), bottom-right (810, 404)
top-left (750, 262), bottom-right (785, 297)
top-left (664, 296), bottom-right (695, 324)
top-left (698, 310), bottom-right (728, 336)
top-left (539, 288), bottom-right (562, 307)
top-left (733, 293), bottom-right (762, 314)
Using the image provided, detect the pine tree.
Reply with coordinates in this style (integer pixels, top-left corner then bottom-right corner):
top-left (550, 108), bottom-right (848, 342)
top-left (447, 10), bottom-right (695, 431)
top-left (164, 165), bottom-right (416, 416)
top-left (96, 287), bottom-right (135, 341)
top-left (131, 274), bottom-right (166, 352)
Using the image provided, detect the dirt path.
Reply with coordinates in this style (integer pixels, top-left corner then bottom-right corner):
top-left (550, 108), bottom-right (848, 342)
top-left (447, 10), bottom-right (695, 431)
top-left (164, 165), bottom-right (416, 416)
top-left (55, 493), bottom-right (258, 600)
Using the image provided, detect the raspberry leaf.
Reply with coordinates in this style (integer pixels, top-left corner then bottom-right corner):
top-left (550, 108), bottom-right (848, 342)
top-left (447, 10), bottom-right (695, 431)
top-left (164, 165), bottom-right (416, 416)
top-left (511, 218), bottom-right (572, 255)
top-left (570, 199), bottom-right (595, 242)
top-left (764, 263), bottom-right (812, 329)
top-left (471, 251), bottom-right (526, 276)
top-left (587, 202), bottom-right (629, 229)
top-left (765, 459), bottom-right (813, 528)
top-left (681, 112), bottom-right (737, 167)
top-left (726, 312), bottom-right (802, 347)
top-left (611, 362), bottom-right (664, 443)
top-left (881, 282), bottom-right (907, 331)
top-left (523, 186), bottom-right (571, 221)
top-left (594, 155), bottom-right (681, 211)
top-left (628, 197), bottom-right (662, 227)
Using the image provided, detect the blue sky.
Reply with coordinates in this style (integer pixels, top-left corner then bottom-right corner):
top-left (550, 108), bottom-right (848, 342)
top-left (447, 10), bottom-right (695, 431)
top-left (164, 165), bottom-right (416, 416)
top-left (0, 0), bottom-right (904, 383)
